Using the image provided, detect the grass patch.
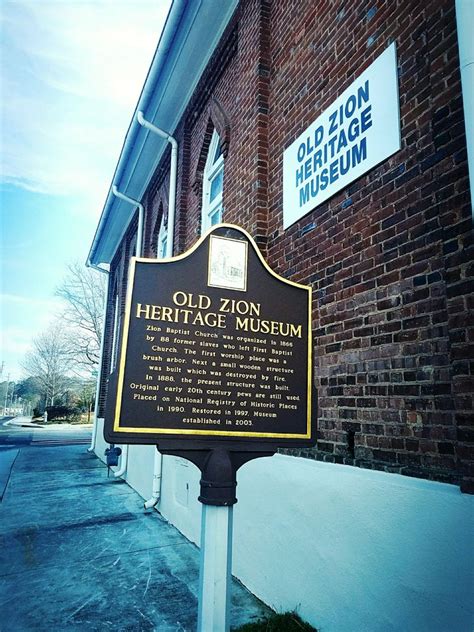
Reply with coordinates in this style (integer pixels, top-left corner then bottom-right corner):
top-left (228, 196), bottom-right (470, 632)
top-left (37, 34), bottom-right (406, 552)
top-left (232, 611), bottom-right (317, 631)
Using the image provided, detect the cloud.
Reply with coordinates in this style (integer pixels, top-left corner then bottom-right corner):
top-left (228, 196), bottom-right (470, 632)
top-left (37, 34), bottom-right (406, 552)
top-left (1, 293), bottom-right (63, 335)
top-left (0, 0), bottom-right (171, 212)
top-left (0, 1), bottom-right (171, 380)
top-left (1, 293), bottom-right (62, 310)
top-left (2, 325), bottom-right (33, 356)
top-left (1, 294), bottom-right (64, 379)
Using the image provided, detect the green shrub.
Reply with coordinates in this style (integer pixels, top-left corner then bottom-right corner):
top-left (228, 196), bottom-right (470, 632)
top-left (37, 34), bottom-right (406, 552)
top-left (45, 406), bottom-right (81, 422)
top-left (32, 407), bottom-right (42, 419)
top-left (45, 405), bottom-right (71, 420)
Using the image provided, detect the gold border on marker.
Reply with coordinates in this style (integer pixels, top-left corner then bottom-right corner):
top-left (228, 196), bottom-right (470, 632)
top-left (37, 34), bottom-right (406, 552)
top-left (113, 224), bottom-right (312, 440)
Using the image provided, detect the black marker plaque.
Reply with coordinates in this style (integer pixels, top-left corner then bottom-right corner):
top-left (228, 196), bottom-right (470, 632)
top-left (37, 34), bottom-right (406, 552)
top-left (104, 224), bottom-right (315, 448)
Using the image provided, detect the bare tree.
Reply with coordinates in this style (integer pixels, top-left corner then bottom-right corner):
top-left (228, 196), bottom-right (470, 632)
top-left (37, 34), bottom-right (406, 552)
top-left (22, 324), bottom-right (71, 407)
top-left (56, 261), bottom-right (106, 371)
top-left (76, 378), bottom-right (96, 422)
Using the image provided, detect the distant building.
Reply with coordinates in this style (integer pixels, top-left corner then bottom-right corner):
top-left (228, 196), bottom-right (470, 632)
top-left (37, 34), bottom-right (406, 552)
top-left (88, 1), bottom-right (474, 630)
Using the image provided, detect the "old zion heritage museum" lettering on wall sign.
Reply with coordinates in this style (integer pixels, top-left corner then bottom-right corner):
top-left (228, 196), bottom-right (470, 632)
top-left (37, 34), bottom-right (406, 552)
top-left (104, 224), bottom-right (315, 447)
top-left (283, 42), bottom-right (401, 228)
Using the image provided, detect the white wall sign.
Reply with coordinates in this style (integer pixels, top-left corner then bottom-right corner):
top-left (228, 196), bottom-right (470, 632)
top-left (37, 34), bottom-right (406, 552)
top-left (283, 43), bottom-right (401, 229)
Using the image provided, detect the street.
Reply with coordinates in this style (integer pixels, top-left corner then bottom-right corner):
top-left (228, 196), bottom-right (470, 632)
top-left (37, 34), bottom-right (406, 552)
top-left (0, 417), bottom-right (92, 502)
top-left (0, 416), bottom-right (92, 448)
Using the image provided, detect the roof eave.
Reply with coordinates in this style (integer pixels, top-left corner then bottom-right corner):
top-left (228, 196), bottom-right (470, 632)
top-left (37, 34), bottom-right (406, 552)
top-left (87, 0), bottom-right (239, 268)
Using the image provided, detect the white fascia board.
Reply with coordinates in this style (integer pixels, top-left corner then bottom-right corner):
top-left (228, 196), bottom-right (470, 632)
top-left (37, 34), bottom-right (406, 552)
top-left (89, 0), bottom-right (239, 267)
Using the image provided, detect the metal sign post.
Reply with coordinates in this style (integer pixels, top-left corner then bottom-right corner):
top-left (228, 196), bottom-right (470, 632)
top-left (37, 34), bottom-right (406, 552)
top-left (198, 504), bottom-right (233, 631)
top-left (197, 448), bottom-right (236, 632)
top-left (159, 446), bottom-right (275, 632)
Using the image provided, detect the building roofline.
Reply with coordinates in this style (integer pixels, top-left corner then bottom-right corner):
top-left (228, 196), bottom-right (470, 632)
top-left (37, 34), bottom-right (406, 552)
top-left (87, 0), bottom-right (239, 268)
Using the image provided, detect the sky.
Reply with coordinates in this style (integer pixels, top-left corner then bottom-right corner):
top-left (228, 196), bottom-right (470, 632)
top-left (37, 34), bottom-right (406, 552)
top-left (1, 0), bottom-right (172, 381)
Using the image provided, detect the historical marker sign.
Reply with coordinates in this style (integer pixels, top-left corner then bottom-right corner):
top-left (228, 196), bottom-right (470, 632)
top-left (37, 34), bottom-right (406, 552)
top-left (104, 224), bottom-right (314, 447)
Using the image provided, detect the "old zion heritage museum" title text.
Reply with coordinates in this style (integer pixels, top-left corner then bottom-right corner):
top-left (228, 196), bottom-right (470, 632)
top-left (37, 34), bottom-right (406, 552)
top-left (135, 291), bottom-right (303, 338)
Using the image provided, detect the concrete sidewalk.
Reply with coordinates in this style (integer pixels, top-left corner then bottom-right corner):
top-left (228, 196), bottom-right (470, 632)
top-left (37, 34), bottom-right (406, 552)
top-left (0, 443), bottom-right (270, 631)
top-left (3, 415), bottom-right (43, 428)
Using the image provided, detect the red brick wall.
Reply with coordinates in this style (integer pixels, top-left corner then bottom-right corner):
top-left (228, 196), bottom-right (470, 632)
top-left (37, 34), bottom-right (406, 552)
top-left (109, 0), bottom-right (473, 489)
top-left (264, 0), bottom-right (472, 490)
top-left (97, 217), bottom-right (138, 418)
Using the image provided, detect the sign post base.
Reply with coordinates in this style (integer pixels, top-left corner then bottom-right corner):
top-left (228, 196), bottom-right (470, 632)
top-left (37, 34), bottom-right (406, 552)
top-left (158, 446), bottom-right (275, 631)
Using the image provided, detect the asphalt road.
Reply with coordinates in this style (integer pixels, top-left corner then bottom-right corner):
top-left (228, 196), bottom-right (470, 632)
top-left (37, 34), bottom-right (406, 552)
top-left (0, 417), bottom-right (92, 500)
top-left (0, 416), bottom-right (92, 447)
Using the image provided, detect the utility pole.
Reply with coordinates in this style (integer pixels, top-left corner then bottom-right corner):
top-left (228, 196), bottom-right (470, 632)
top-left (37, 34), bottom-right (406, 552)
top-left (10, 384), bottom-right (15, 408)
top-left (3, 373), bottom-right (10, 416)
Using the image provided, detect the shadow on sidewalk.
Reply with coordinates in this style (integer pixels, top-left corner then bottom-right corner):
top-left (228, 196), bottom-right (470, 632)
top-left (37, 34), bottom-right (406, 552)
top-left (0, 444), bottom-right (270, 631)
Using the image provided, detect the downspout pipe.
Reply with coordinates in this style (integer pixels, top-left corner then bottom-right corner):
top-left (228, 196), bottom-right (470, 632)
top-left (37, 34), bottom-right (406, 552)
top-left (112, 185), bottom-right (145, 257)
top-left (137, 111), bottom-right (177, 259)
top-left (137, 111), bottom-right (178, 510)
top-left (144, 449), bottom-right (163, 510)
top-left (456, 0), bottom-right (474, 217)
top-left (86, 262), bottom-right (109, 453)
top-left (110, 186), bottom-right (145, 479)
